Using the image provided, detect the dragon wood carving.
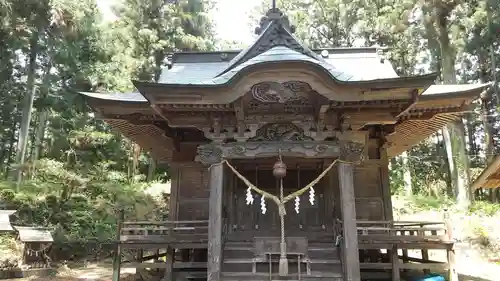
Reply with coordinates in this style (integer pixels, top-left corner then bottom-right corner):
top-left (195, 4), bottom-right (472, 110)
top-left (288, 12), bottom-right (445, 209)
top-left (251, 81), bottom-right (311, 103)
top-left (248, 122), bottom-right (314, 142)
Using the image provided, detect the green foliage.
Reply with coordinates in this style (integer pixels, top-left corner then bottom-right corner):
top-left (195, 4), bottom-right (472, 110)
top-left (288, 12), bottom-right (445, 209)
top-left (0, 159), bottom-right (162, 243)
top-left (468, 200), bottom-right (500, 216)
top-left (393, 194), bottom-right (454, 215)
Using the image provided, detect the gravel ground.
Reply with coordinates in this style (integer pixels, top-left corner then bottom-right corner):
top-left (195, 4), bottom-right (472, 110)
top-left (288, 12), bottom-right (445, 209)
top-left (397, 210), bottom-right (500, 281)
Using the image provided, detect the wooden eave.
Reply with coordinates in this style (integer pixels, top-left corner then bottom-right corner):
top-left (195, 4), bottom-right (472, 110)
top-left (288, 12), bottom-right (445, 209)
top-left (81, 96), bottom-right (175, 161)
top-left (82, 94), bottom-right (153, 117)
top-left (132, 68), bottom-right (437, 105)
top-left (104, 119), bottom-right (175, 161)
top-left (471, 156), bottom-right (500, 190)
top-left (79, 82), bottom-right (490, 162)
top-left (386, 84), bottom-right (490, 157)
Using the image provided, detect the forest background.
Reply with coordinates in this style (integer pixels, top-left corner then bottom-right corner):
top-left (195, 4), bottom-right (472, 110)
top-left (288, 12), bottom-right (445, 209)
top-left (0, 0), bottom-right (499, 262)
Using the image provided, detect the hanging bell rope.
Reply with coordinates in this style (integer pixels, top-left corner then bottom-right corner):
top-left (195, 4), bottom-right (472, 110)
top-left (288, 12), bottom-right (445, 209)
top-left (224, 160), bottom-right (281, 205)
top-left (224, 158), bottom-right (343, 207)
top-left (213, 145), bottom-right (367, 276)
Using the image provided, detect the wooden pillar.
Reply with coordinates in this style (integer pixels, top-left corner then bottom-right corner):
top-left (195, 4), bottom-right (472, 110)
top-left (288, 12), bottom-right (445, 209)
top-left (162, 165), bottom-right (179, 281)
top-left (338, 163), bottom-right (361, 281)
top-left (207, 162), bottom-right (223, 281)
top-left (112, 209), bottom-right (124, 281)
top-left (379, 147), bottom-right (393, 220)
top-left (169, 165), bottom-right (180, 220)
top-left (323, 159), bottom-right (336, 232)
top-left (391, 244), bottom-right (400, 281)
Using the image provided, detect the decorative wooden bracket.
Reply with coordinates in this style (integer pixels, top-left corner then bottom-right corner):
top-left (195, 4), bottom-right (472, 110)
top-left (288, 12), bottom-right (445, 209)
top-left (195, 140), bottom-right (364, 165)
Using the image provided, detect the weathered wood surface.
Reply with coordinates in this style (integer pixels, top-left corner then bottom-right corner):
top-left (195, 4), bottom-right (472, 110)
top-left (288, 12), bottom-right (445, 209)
top-left (120, 220), bottom-right (209, 244)
top-left (338, 163), bottom-right (360, 281)
top-left (112, 210), bottom-right (124, 281)
top-left (354, 220), bottom-right (452, 246)
top-left (207, 163), bottom-right (223, 281)
top-left (122, 261), bottom-right (207, 269)
top-left (350, 219), bottom-right (454, 281)
top-left (360, 262), bottom-right (448, 271)
top-left (254, 237), bottom-right (308, 256)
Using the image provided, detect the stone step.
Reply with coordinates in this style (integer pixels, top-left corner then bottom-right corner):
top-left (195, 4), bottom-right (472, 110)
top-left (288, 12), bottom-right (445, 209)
top-left (224, 258), bottom-right (341, 264)
top-left (222, 278), bottom-right (343, 281)
top-left (223, 246), bottom-right (340, 260)
top-left (221, 271), bottom-right (343, 279)
top-left (222, 258), bottom-right (342, 274)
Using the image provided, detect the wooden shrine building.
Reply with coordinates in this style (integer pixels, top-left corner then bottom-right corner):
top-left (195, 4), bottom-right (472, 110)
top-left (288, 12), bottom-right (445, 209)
top-left (471, 155), bottom-right (500, 195)
top-left (81, 8), bottom-right (490, 281)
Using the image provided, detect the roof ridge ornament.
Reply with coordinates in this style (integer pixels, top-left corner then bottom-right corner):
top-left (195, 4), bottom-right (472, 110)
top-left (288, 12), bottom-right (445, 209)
top-left (255, 8), bottom-right (296, 35)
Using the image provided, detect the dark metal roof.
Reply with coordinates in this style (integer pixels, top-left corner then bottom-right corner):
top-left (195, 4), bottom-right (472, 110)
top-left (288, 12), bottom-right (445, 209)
top-left (420, 83), bottom-right (492, 98)
top-left (14, 226), bottom-right (54, 242)
top-left (157, 46), bottom-right (401, 86)
top-left (80, 91), bottom-right (147, 103)
top-left (157, 8), bottom-right (398, 85)
top-left (171, 47), bottom-right (384, 63)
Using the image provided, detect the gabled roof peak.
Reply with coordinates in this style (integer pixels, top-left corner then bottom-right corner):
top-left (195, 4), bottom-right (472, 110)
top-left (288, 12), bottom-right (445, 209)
top-left (217, 8), bottom-right (322, 77)
top-left (254, 8), bottom-right (296, 35)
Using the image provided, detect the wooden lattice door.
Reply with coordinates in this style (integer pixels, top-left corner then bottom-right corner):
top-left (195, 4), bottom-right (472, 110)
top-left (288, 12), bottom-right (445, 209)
top-left (231, 166), bottom-right (329, 236)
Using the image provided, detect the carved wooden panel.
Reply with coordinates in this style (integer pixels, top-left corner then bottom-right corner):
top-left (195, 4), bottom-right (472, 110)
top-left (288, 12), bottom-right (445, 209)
top-left (355, 198), bottom-right (383, 220)
top-left (353, 165), bottom-right (382, 198)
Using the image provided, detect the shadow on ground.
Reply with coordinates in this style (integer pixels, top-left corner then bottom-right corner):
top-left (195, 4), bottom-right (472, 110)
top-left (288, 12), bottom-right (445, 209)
top-left (459, 273), bottom-right (494, 281)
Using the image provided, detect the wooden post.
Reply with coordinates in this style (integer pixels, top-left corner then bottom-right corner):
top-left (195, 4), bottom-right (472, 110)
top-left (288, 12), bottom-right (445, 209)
top-left (338, 163), bottom-right (361, 281)
top-left (112, 209), bottom-right (124, 281)
top-left (444, 212), bottom-right (458, 281)
top-left (391, 244), bottom-right (400, 281)
top-left (163, 247), bottom-right (174, 281)
top-left (207, 162), bottom-right (223, 281)
top-left (401, 230), bottom-right (409, 273)
top-left (162, 165), bottom-right (179, 280)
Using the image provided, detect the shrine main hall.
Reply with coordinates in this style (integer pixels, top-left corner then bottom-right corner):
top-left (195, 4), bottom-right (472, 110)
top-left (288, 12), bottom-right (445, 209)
top-left (81, 7), bottom-right (490, 281)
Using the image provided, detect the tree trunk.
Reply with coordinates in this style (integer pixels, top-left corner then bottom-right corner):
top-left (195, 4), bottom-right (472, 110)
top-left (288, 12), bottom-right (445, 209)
top-left (15, 29), bottom-right (40, 190)
top-left (147, 156), bottom-right (156, 182)
top-left (486, 0), bottom-right (499, 103)
top-left (31, 63), bottom-right (52, 178)
top-left (130, 143), bottom-right (141, 182)
top-left (31, 110), bottom-right (48, 178)
top-left (5, 121), bottom-right (18, 180)
top-left (401, 151), bottom-right (412, 196)
top-left (436, 8), bottom-right (472, 208)
top-left (478, 51), bottom-right (495, 164)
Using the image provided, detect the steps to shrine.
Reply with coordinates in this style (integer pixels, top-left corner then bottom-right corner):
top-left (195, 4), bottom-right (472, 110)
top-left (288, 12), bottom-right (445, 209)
top-left (221, 241), bottom-right (344, 281)
top-left (221, 272), bottom-right (344, 281)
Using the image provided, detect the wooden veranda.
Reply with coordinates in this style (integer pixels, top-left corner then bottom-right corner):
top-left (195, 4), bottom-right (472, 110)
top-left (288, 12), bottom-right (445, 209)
top-left (112, 217), bottom-right (456, 281)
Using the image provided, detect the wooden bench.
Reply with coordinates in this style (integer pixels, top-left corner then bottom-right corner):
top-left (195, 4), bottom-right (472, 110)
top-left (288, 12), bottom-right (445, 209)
top-left (253, 237), bottom-right (310, 280)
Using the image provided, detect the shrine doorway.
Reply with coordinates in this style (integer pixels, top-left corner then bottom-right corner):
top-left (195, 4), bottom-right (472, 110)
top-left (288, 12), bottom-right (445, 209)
top-left (225, 158), bottom-right (336, 241)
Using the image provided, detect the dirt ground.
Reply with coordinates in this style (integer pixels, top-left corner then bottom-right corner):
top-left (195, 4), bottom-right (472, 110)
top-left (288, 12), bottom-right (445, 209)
top-left (4, 264), bottom-right (136, 281)
top-left (3, 252), bottom-right (499, 281)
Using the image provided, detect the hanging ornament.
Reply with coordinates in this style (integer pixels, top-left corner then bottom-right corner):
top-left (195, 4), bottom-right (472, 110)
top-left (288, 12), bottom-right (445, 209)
top-left (294, 196), bottom-right (300, 214)
top-left (309, 187), bottom-right (315, 205)
top-left (261, 196), bottom-right (267, 214)
top-left (245, 187), bottom-right (254, 205)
